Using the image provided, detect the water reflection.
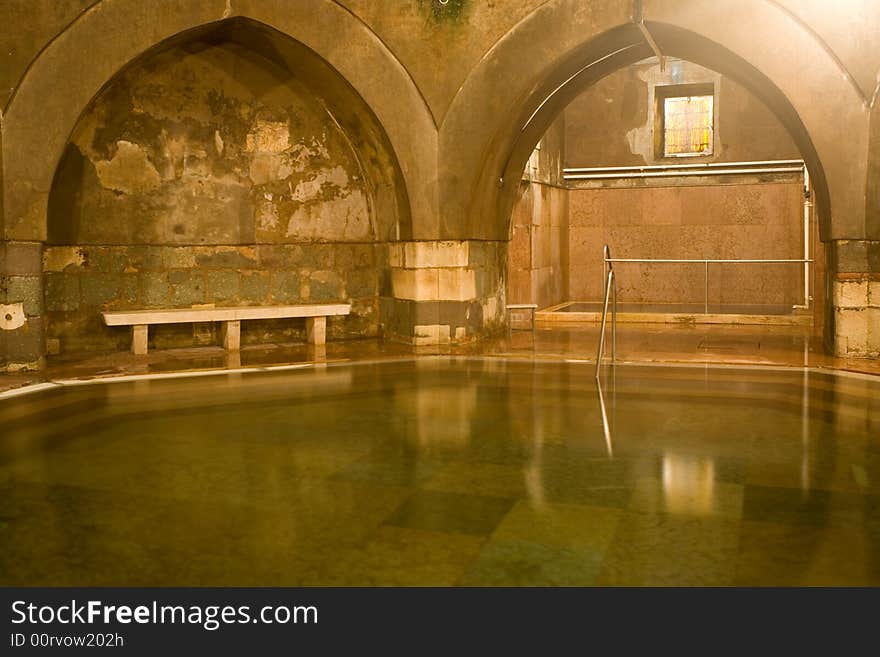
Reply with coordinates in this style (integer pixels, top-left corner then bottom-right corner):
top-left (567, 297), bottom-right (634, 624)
top-left (1, 359), bottom-right (879, 586)
top-left (523, 425), bottom-right (546, 507)
top-left (661, 454), bottom-right (716, 515)
top-left (394, 380), bottom-right (479, 449)
top-left (801, 368), bottom-right (810, 493)
top-left (596, 380), bottom-right (614, 458)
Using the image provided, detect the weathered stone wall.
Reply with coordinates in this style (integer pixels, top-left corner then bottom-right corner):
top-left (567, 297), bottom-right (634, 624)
top-left (43, 244), bottom-right (383, 353)
top-left (43, 35), bottom-right (385, 354)
top-left (507, 114), bottom-right (569, 310)
top-left (384, 241), bottom-right (507, 344)
top-left (1, 241), bottom-right (44, 370)
top-left (507, 183), bottom-right (569, 310)
top-left (829, 240), bottom-right (880, 358)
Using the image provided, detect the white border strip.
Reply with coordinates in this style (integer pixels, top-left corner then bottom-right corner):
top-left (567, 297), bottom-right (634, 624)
top-left (0, 381), bottom-right (61, 399)
top-left (1, 354), bottom-right (878, 401)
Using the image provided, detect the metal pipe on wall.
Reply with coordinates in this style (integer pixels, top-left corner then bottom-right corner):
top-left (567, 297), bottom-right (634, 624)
top-left (564, 166), bottom-right (803, 180)
top-left (804, 166), bottom-right (812, 309)
top-left (565, 159), bottom-right (805, 174)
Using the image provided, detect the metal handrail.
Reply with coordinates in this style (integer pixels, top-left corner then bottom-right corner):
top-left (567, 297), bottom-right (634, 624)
top-left (595, 245), bottom-right (617, 379)
top-left (603, 254), bottom-right (814, 313)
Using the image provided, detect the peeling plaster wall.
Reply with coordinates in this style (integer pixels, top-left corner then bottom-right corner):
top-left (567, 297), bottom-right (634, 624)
top-left (565, 59), bottom-right (800, 168)
top-left (44, 37), bottom-right (385, 354)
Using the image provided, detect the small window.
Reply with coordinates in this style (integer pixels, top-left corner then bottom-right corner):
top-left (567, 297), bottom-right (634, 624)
top-left (656, 84), bottom-right (714, 158)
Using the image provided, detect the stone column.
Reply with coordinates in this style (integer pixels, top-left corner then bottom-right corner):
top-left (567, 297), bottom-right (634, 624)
top-left (381, 240), bottom-right (507, 345)
top-left (829, 240), bottom-right (880, 358)
top-left (1, 241), bottom-right (46, 371)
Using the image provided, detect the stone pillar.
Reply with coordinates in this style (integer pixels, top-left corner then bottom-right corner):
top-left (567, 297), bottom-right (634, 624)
top-left (1, 241), bottom-right (46, 371)
top-left (381, 240), bottom-right (507, 345)
top-left (828, 240), bottom-right (880, 358)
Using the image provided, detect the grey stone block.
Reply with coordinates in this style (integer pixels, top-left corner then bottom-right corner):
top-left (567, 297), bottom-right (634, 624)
top-left (169, 272), bottom-right (206, 306)
top-left (5, 316), bottom-right (45, 361)
top-left (4, 241), bottom-right (42, 275)
top-left (240, 271), bottom-right (270, 303)
top-left (80, 274), bottom-right (121, 307)
top-left (299, 244), bottom-right (335, 269)
top-left (207, 270), bottom-right (241, 302)
top-left (345, 268), bottom-right (378, 298)
top-left (270, 271), bottom-right (302, 303)
top-left (44, 273), bottom-right (80, 312)
top-left (6, 275), bottom-right (43, 316)
top-left (309, 270), bottom-right (344, 301)
top-left (140, 272), bottom-right (170, 306)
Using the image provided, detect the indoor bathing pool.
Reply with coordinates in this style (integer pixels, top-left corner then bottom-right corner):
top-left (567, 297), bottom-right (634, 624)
top-left (1, 358), bottom-right (878, 587)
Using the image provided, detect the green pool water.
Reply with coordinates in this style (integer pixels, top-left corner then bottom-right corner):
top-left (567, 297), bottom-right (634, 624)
top-left (1, 358), bottom-right (878, 586)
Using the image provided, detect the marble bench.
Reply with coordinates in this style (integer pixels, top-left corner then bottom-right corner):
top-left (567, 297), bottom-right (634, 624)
top-left (102, 304), bottom-right (351, 355)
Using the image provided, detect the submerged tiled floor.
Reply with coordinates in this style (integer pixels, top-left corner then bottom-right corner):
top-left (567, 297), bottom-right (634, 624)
top-left (1, 358), bottom-right (878, 586)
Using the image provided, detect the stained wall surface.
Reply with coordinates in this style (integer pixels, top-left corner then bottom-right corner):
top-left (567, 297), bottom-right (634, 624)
top-left (565, 60), bottom-right (800, 168)
top-left (43, 35), bottom-right (386, 353)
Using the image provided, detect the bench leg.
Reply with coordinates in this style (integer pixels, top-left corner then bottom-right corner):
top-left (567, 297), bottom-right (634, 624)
top-left (222, 320), bottom-right (241, 351)
top-left (305, 316), bottom-right (326, 345)
top-left (132, 325), bottom-right (148, 355)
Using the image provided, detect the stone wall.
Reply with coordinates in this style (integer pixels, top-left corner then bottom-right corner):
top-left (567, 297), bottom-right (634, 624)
top-left (829, 241), bottom-right (880, 358)
top-left (568, 181), bottom-right (807, 305)
top-left (1, 242), bottom-right (44, 370)
top-left (43, 30), bottom-right (390, 355)
top-left (43, 244), bottom-right (382, 354)
top-left (385, 241), bottom-right (507, 345)
top-left (507, 114), bottom-right (569, 310)
top-left (565, 59), bottom-right (800, 167)
top-left (561, 59), bottom-right (810, 310)
top-left (507, 184), bottom-right (569, 309)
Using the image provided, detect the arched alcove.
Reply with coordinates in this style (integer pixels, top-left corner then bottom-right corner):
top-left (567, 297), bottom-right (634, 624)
top-left (484, 23), bottom-right (831, 243)
top-left (2, 0), bottom-right (437, 243)
top-left (42, 18), bottom-right (410, 353)
top-left (439, 0), bottom-right (866, 247)
top-left (506, 53), bottom-right (824, 334)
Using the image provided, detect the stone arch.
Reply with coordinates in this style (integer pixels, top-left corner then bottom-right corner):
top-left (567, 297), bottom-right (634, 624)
top-left (440, 0), bottom-right (865, 242)
top-left (2, 0), bottom-right (437, 242)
